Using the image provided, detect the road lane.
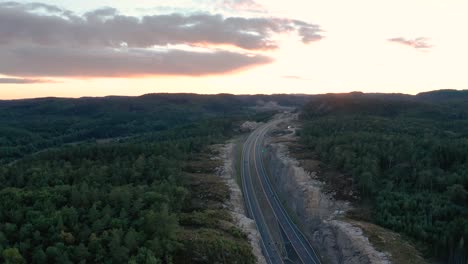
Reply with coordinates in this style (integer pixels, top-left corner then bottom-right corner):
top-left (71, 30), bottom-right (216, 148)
top-left (241, 118), bottom-right (322, 264)
top-left (241, 132), bottom-right (284, 264)
top-left (253, 122), bottom-right (321, 264)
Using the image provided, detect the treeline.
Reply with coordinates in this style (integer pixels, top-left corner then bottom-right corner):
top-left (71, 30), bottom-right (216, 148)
top-left (299, 90), bottom-right (468, 263)
top-left (0, 94), bottom-right (277, 263)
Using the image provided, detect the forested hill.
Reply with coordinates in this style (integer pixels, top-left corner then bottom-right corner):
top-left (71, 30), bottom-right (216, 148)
top-left (299, 89), bottom-right (468, 263)
top-left (0, 93), bottom-right (308, 164)
top-left (416, 89), bottom-right (468, 102)
top-left (0, 93), bottom-right (306, 263)
top-left (302, 90), bottom-right (468, 119)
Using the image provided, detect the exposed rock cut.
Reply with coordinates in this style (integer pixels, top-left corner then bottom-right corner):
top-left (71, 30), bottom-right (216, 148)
top-left (264, 120), bottom-right (392, 264)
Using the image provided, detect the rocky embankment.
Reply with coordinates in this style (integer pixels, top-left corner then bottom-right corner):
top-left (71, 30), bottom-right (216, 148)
top-left (264, 121), bottom-right (392, 264)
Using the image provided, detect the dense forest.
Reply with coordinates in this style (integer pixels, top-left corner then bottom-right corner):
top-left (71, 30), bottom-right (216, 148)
top-left (0, 93), bottom-right (307, 164)
top-left (0, 94), bottom-right (303, 263)
top-left (299, 90), bottom-right (468, 263)
top-left (4, 90), bottom-right (467, 263)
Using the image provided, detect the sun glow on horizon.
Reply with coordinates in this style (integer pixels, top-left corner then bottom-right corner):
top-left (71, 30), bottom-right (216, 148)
top-left (1, 0), bottom-right (467, 99)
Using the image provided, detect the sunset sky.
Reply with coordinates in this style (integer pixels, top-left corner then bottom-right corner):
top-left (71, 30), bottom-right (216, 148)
top-left (1, 0), bottom-right (467, 99)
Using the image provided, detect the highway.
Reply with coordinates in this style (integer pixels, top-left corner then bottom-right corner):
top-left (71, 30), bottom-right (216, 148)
top-left (241, 119), bottom-right (322, 264)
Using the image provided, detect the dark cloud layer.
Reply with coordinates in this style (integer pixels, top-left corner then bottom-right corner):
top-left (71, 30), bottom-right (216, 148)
top-left (0, 2), bottom-right (322, 50)
top-left (0, 46), bottom-right (273, 77)
top-left (388, 37), bottom-right (432, 49)
top-left (0, 2), bottom-right (322, 78)
top-left (0, 77), bottom-right (52, 84)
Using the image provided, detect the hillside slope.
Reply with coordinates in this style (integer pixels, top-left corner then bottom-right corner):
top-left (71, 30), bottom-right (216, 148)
top-left (299, 90), bottom-right (468, 263)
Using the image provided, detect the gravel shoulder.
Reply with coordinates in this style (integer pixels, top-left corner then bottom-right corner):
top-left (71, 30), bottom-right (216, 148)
top-left (215, 140), bottom-right (267, 264)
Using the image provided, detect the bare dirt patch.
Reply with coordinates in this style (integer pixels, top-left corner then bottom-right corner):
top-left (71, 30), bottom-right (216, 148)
top-left (349, 220), bottom-right (427, 264)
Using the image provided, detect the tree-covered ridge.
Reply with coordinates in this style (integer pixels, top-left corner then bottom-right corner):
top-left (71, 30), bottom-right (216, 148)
top-left (0, 93), bottom-right (305, 164)
top-left (299, 91), bottom-right (468, 263)
top-left (0, 94), bottom-right (271, 263)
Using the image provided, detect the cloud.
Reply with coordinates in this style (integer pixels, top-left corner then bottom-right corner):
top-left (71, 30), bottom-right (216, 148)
top-left (0, 2), bottom-right (321, 78)
top-left (0, 46), bottom-right (273, 77)
top-left (223, 0), bottom-right (266, 12)
top-left (0, 77), bottom-right (54, 84)
top-left (0, 1), bottom-right (64, 13)
top-left (295, 20), bottom-right (324, 43)
top-left (0, 2), bottom-right (323, 50)
top-left (388, 37), bottom-right (432, 49)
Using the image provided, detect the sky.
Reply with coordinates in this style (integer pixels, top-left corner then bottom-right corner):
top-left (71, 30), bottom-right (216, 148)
top-left (0, 0), bottom-right (467, 99)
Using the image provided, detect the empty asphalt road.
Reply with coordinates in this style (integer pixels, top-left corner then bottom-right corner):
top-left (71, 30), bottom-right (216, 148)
top-left (241, 118), bottom-right (321, 264)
